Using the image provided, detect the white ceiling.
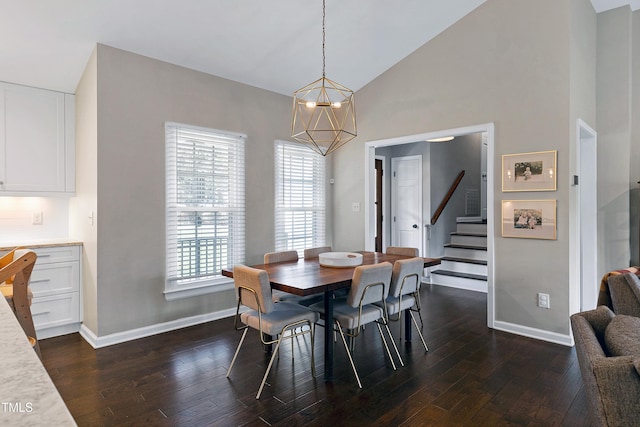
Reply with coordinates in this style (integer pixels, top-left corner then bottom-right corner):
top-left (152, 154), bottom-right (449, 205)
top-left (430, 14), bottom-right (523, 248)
top-left (0, 0), bottom-right (635, 96)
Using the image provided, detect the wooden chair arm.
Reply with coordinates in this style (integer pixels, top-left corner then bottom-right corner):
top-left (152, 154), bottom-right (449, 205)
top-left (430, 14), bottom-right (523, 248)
top-left (0, 251), bottom-right (37, 284)
top-left (0, 249), bottom-right (17, 270)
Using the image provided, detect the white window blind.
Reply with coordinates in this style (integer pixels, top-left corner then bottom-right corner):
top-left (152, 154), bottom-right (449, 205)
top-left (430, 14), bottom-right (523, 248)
top-left (275, 140), bottom-right (326, 257)
top-left (166, 122), bottom-right (245, 291)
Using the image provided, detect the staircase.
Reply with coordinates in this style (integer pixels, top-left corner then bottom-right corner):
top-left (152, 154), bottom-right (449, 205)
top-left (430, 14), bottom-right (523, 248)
top-left (430, 219), bottom-right (488, 293)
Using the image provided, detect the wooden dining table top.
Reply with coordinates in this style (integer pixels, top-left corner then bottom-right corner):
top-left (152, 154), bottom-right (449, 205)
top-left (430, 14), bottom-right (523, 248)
top-left (221, 251), bottom-right (441, 296)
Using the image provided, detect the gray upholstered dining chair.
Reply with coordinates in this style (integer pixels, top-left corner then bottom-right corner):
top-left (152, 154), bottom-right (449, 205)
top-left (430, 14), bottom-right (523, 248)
top-left (264, 250), bottom-right (299, 264)
top-left (386, 246), bottom-right (419, 257)
top-left (310, 262), bottom-right (401, 388)
top-left (303, 246), bottom-right (332, 259)
top-left (264, 250), bottom-right (300, 303)
top-left (226, 264), bottom-right (319, 399)
top-left (265, 250), bottom-right (322, 306)
top-left (378, 257), bottom-right (429, 361)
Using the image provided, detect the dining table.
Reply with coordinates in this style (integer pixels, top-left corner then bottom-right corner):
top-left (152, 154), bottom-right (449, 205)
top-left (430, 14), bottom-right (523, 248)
top-left (221, 251), bottom-right (441, 380)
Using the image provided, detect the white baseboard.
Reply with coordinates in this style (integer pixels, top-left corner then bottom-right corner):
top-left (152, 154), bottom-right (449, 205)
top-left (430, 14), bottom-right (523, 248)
top-left (37, 323), bottom-right (81, 340)
top-left (79, 308), bottom-right (237, 349)
top-left (493, 320), bottom-right (574, 347)
top-left (430, 280), bottom-right (488, 293)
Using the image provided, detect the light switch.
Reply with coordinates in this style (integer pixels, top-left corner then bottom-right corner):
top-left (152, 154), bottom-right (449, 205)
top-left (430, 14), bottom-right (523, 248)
top-left (32, 212), bottom-right (43, 225)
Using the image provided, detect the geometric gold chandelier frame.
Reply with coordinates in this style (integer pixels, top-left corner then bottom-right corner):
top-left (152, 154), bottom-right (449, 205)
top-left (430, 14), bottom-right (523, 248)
top-left (291, 0), bottom-right (357, 156)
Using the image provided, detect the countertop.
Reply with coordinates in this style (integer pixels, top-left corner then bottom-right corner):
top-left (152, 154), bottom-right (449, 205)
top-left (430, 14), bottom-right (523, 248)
top-left (0, 298), bottom-right (76, 426)
top-left (0, 239), bottom-right (83, 252)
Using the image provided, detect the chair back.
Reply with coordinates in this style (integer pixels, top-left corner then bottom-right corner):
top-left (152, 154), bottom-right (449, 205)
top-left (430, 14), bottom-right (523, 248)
top-left (264, 250), bottom-right (298, 264)
top-left (390, 257), bottom-right (424, 298)
top-left (303, 246), bottom-right (332, 259)
top-left (233, 265), bottom-right (274, 314)
top-left (386, 246), bottom-right (419, 257)
top-left (0, 249), bottom-right (39, 356)
top-left (0, 249), bottom-right (37, 290)
top-left (348, 262), bottom-right (392, 308)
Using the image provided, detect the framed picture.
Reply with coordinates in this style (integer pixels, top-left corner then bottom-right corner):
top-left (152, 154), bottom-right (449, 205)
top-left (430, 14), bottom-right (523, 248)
top-left (502, 150), bottom-right (557, 192)
top-left (502, 199), bottom-right (556, 240)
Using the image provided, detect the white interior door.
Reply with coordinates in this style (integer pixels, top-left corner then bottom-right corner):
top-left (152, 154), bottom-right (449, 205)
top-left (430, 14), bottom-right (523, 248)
top-left (391, 155), bottom-right (422, 255)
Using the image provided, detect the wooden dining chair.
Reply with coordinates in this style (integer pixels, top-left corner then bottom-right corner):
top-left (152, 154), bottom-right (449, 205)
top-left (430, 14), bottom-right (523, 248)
top-left (0, 248), bottom-right (40, 357)
top-left (310, 262), bottom-right (401, 388)
top-left (386, 246), bottom-right (419, 257)
top-left (226, 264), bottom-right (319, 399)
top-left (378, 257), bottom-right (429, 360)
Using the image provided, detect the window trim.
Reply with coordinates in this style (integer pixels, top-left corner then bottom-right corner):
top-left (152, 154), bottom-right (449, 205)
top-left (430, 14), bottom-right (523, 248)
top-left (164, 122), bottom-right (246, 300)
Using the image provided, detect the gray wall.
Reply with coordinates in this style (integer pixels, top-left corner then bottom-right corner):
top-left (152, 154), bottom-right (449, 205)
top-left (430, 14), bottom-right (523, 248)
top-left (73, 44), bottom-right (306, 336)
top-left (596, 7), bottom-right (640, 269)
top-left (332, 0), bottom-right (594, 336)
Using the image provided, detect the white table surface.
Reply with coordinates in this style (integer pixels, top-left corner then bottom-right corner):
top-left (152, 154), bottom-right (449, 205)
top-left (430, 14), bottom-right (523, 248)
top-left (0, 298), bottom-right (76, 426)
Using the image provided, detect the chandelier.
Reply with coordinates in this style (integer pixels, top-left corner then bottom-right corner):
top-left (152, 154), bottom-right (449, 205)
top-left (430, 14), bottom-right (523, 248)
top-left (291, 0), bottom-right (356, 156)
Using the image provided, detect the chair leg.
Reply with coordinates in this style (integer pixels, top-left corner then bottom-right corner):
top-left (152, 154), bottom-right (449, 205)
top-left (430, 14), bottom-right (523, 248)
top-left (256, 334), bottom-right (284, 399)
top-left (310, 323), bottom-right (316, 378)
top-left (384, 323), bottom-right (404, 367)
top-left (13, 293), bottom-right (41, 359)
top-left (410, 311), bottom-right (429, 352)
top-left (376, 322), bottom-right (397, 371)
top-left (226, 328), bottom-right (248, 377)
top-left (336, 321), bottom-right (362, 388)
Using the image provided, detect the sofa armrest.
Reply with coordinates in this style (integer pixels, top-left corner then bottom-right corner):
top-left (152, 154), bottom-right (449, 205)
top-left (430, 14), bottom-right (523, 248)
top-left (592, 356), bottom-right (640, 426)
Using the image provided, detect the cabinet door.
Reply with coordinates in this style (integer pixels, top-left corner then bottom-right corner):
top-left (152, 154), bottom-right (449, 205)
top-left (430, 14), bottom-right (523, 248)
top-left (0, 83), bottom-right (66, 192)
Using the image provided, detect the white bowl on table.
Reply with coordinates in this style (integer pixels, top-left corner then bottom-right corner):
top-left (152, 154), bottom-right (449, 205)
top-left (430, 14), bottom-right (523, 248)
top-left (318, 252), bottom-right (363, 268)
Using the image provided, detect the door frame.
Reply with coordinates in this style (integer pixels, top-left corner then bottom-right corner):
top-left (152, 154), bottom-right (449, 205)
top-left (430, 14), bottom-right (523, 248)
top-left (570, 119), bottom-right (598, 315)
top-left (364, 122), bottom-right (496, 328)
top-left (374, 155), bottom-right (386, 252)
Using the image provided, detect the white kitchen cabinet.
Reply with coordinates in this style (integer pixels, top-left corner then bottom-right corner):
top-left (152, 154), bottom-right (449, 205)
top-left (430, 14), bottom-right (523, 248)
top-left (0, 82), bottom-right (75, 195)
top-left (29, 245), bottom-right (82, 339)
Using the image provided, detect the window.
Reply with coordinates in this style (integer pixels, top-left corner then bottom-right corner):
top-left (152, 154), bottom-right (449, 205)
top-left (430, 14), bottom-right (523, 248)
top-left (275, 140), bottom-right (326, 256)
top-left (165, 122), bottom-right (245, 299)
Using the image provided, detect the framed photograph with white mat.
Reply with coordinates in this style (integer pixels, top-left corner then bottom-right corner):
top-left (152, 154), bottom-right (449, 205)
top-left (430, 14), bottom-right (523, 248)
top-left (502, 150), bottom-right (557, 192)
top-left (502, 199), bottom-right (556, 240)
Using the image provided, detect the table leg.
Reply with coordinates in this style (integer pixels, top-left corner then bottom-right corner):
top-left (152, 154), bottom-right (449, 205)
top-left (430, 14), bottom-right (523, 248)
top-left (404, 309), bottom-right (412, 342)
top-left (263, 333), bottom-right (273, 353)
top-left (324, 290), bottom-right (334, 381)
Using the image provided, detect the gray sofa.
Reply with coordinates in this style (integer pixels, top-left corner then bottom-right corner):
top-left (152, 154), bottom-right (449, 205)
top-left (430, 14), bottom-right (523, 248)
top-left (571, 287), bottom-right (640, 426)
top-left (597, 268), bottom-right (640, 316)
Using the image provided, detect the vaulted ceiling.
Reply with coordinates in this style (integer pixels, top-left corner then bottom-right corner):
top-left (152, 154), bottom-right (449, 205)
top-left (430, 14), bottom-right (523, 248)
top-left (0, 0), bottom-right (635, 96)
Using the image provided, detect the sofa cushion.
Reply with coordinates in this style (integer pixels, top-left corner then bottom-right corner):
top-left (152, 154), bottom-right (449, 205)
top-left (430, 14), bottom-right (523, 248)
top-left (604, 314), bottom-right (640, 357)
top-left (607, 273), bottom-right (640, 317)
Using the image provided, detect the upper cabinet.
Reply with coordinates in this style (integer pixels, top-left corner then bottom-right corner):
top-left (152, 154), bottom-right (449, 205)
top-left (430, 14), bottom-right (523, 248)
top-left (0, 82), bottom-right (75, 195)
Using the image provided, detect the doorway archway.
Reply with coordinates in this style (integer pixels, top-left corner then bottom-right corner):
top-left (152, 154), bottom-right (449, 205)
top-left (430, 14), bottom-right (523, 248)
top-left (364, 123), bottom-right (496, 328)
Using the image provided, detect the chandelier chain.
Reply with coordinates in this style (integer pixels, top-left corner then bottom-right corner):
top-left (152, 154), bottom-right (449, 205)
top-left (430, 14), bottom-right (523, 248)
top-left (322, 0), bottom-right (326, 78)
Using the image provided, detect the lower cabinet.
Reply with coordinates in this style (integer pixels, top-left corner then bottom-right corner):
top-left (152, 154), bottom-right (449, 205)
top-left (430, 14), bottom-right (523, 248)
top-left (29, 245), bottom-right (81, 339)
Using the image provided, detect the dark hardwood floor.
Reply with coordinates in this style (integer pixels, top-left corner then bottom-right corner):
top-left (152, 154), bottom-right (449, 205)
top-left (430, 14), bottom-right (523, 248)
top-left (40, 285), bottom-right (591, 426)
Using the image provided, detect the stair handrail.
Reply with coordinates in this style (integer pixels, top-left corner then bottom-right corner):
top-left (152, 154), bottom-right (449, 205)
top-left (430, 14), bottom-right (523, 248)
top-left (431, 170), bottom-right (465, 225)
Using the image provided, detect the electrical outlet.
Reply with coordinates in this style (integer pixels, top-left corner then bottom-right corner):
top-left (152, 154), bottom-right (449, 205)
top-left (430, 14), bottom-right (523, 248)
top-left (537, 292), bottom-right (550, 309)
top-left (32, 212), bottom-right (43, 225)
